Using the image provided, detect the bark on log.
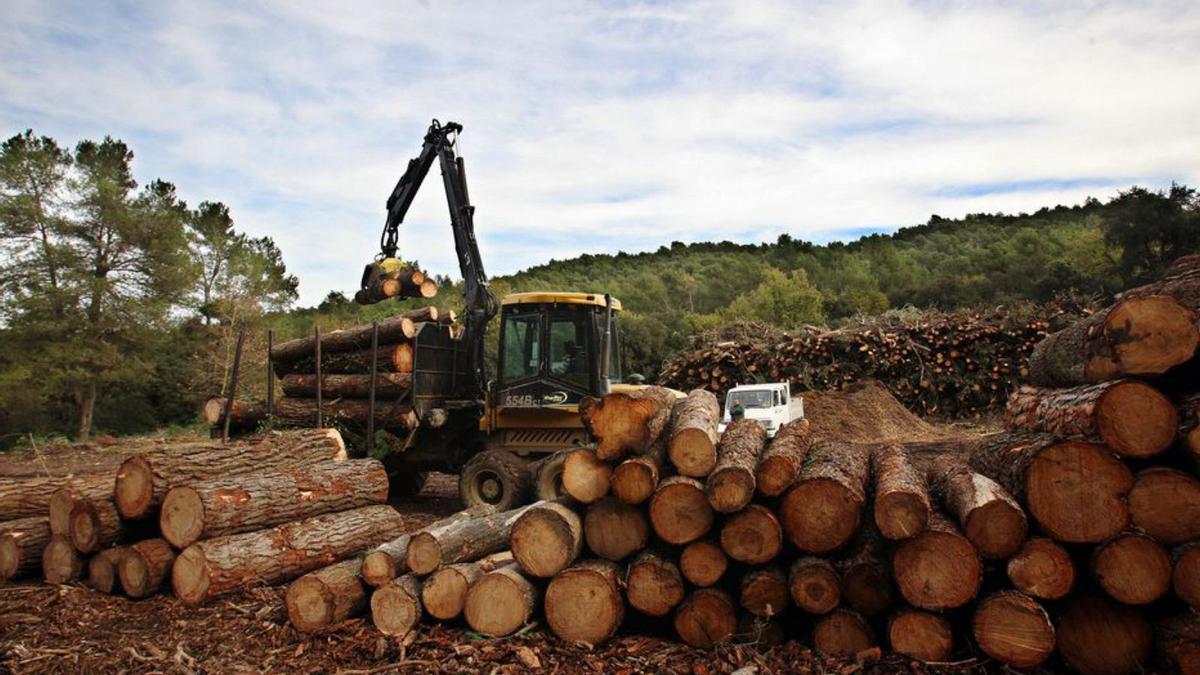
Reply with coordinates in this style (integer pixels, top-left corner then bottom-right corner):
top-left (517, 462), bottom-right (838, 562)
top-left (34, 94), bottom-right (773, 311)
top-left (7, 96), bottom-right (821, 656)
top-left (1006, 537), bottom-right (1075, 600)
top-left (968, 434), bottom-right (1132, 543)
top-left (361, 505), bottom-right (497, 587)
top-left (673, 588), bottom-right (737, 648)
top-left (280, 373), bottom-right (413, 399)
top-left (1128, 467), bottom-right (1200, 545)
top-left (1174, 542), bottom-right (1200, 609)
top-left (42, 534), bottom-right (81, 584)
top-left (679, 539), bottom-right (726, 588)
top-left (872, 443), bottom-right (930, 540)
top-left (160, 459), bottom-right (388, 549)
top-left (172, 504), bottom-right (405, 605)
top-left (48, 475), bottom-right (113, 536)
top-left (1092, 531), bottom-right (1173, 605)
top-left (788, 556), bottom-right (840, 615)
top-left (893, 512), bottom-right (981, 611)
top-left (115, 429), bottom-right (347, 520)
top-left (581, 386), bottom-right (678, 461)
top-left (561, 447), bottom-right (611, 504)
top-left (87, 546), bottom-right (126, 594)
top-left (1156, 612), bottom-right (1200, 675)
top-left (888, 608), bottom-right (953, 662)
top-left (971, 590), bottom-right (1055, 668)
top-left (286, 558), bottom-right (367, 632)
top-left (510, 500), bottom-right (582, 578)
top-left (780, 441), bottom-right (871, 553)
top-left (273, 343), bottom-right (414, 376)
top-left (201, 398), bottom-right (267, 432)
top-left (706, 418), bottom-right (767, 513)
top-left (420, 551), bottom-right (513, 621)
top-left (667, 389), bottom-right (720, 477)
top-left (626, 550), bottom-right (685, 617)
top-left (812, 609), bottom-right (875, 657)
top-left (69, 499), bottom-right (122, 554)
top-left (370, 574), bottom-right (422, 637)
top-left (611, 445), bottom-right (663, 505)
top-left (1005, 380), bottom-right (1178, 458)
top-left (119, 538), bottom-right (176, 599)
top-left (463, 563), bottom-right (539, 637)
top-left (739, 567), bottom-right (789, 618)
top-left (927, 454), bottom-right (1027, 559)
top-left (272, 397), bottom-right (418, 429)
top-left (836, 525), bottom-right (895, 617)
top-left (270, 309), bottom-right (434, 363)
top-left (0, 516), bottom-right (50, 581)
top-left (648, 476), bottom-right (713, 546)
top-left (1, 473), bottom-right (112, 522)
top-left (545, 559), bottom-right (625, 646)
top-left (719, 503), bottom-right (782, 565)
top-left (755, 418), bottom-right (812, 497)
top-left (406, 502), bottom-right (536, 574)
top-left (1056, 594), bottom-right (1152, 675)
top-left (584, 496), bottom-right (648, 562)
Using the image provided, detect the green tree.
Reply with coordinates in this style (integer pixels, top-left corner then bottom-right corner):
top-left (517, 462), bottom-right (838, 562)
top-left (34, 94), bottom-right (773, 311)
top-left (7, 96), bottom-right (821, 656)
top-left (1103, 184), bottom-right (1200, 283)
top-left (724, 268), bottom-right (826, 328)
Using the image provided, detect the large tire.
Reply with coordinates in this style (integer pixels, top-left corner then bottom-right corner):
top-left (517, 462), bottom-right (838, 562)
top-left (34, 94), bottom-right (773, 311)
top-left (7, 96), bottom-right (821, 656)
top-left (533, 451), bottom-right (569, 502)
top-left (460, 450), bottom-right (532, 510)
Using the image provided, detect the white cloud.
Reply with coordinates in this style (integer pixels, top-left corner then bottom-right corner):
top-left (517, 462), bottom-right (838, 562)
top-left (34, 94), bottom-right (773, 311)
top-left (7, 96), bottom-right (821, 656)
top-left (2, 0), bottom-right (1197, 304)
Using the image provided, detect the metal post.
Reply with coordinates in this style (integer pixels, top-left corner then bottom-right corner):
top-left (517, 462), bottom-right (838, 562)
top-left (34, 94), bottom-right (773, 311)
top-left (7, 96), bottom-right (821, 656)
top-left (314, 325), bottom-right (323, 428)
top-left (266, 329), bottom-right (275, 430)
top-left (367, 322), bottom-right (379, 453)
top-left (222, 328), bottom-right (247, 443)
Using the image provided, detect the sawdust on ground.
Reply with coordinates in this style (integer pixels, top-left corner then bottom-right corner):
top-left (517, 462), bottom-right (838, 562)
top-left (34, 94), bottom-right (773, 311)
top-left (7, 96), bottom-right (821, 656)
top-left (801, 380), bottom-right (950, 444)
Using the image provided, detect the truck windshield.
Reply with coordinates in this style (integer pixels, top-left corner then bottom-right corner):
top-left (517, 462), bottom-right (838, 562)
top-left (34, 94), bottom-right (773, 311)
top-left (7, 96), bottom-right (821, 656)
top-left (728, 390), bottom-right (773, 409)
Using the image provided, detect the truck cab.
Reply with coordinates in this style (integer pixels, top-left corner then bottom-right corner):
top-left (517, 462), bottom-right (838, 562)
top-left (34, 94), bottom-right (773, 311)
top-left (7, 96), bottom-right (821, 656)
top-left (718, 382), bottom-right (801, 438)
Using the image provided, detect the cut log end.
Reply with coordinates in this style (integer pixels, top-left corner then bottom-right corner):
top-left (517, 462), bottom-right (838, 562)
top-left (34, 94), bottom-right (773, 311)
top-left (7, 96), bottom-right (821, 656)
top-left (626, 552), bottom-right (685, 617)
top-left (510, 502), bottom-right (582, 578)
top-left (874, 492), bottom-right (929, 541)
top-left (669, 428), bottom-right (718, 478)
top-left (42, 535), bottom-right (82, 585)
top-left (972, 591), bottom-right (1055, 668)
top-left (1096, 381), bottom-right (1179, 458)
top-left (370, 575), bottom-right (422, 637)
top-left (893, 514), bottom-right (981, 611)
top-left (463, 565), bottom-right (537, 638)
top-left (788, 557), bottom-right (840, 615)
top-left (1087, 295), bottom-right (1199, 381)
top-left (545, 560), bottom-right (624, 646)
top-left (674, 588), bottom-right (737, 648)
top-left (1006, 538), bottom-right (1075, 600)
top-left (679, 540), bottom-right (727, 587)
top-left (739, 568), bottom-right (789, 619)
top-left (584, 497), bottom-right (649, 562)
top-left (361, 550), bottom-right (400, 588)
top-left (405, 533), bottom-right (443, 576)
top-left (562, 448), bottom-right (612, 504)
top-left (781, 478), bottom-right (862, 554)
top-left (649, 477), bottom-right (713, 546)
top-left (171, 546), bottom-right (212, 605)
top-left (422, 567), bottom-right (471, 621)
top-left (813, 609), bottom-right (875, 658)
top-left (114, 456), bottom-right (155, 519)
top-left (888, 609), bottom-right (953, 662)
top-left (1025, 441), bottom-right (1132, 543)
top-left (610, 457), bottom-right (658, 505)
top-left (1128, 467), bottom-right (1200, 545)
top-left (119, 539), bottom-right (176, 599)
top-left (1174, 543), bottom-right (1200, 609)
top-left (1093, 532), bottom-right (1172, 605)
top-left (706, 468), bottom-right (755, 514)
top-left (87, 548), bottom-right (125, 594)
top-left (719, 504), bottom-right (782, 565)
top-left (159, 487), bottom-right (204, 549)
top-left (1057, 595), bottom-right (1152, 675)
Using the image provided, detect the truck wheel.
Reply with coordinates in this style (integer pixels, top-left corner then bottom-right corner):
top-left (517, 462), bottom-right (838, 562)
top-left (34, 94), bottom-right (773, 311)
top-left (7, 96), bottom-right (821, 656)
top-left (459, 450), bottom-right (531, 510)
top-left (387, 469), bottom-right (428, 501)
top-left (532, 450), bottom-right (568, 502)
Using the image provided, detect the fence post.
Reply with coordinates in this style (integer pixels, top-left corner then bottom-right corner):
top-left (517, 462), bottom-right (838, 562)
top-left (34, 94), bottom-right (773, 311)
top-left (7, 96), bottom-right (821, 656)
top-left (222, 327), bottom-right (247, 443)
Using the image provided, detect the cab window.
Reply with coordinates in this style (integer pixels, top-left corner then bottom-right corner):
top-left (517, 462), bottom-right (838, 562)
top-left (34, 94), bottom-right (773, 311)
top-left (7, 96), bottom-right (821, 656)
top-left (501, 314), bottom-right (540, 382)
top-left (549, 313), bottom-right (590, 388)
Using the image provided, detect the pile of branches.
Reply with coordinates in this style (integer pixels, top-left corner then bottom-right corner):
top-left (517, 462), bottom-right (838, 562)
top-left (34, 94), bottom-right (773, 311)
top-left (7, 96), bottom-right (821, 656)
top-left (659, 294), bottom-right (1097, 417)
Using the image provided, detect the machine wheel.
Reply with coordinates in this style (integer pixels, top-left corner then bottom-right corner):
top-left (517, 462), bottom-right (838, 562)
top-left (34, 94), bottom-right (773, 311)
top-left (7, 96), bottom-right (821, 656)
top-left (387, 469), bottom-right (428, 502)
top-left (532, 450), bottom-right (568, 502)
top-left (459, 450), bottom-right (532, 510)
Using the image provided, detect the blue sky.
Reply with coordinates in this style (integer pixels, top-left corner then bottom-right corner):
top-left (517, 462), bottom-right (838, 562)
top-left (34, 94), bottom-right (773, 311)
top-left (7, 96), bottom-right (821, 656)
top-left (3, 1), bottom-right (1198, 305)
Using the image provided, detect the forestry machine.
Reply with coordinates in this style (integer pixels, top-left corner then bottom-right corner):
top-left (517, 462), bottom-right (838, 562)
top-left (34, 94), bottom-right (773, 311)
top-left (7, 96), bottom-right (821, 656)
top-left (358, 119), bottom-right (646, 508)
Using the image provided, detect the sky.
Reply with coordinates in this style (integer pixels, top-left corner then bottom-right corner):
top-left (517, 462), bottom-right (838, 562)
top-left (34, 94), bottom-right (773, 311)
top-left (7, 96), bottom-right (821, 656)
top-left (2, 1), bottom-right (1199, 305)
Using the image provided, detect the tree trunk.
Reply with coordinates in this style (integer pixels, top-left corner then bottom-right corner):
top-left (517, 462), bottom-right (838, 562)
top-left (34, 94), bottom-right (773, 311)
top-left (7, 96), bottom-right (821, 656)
top-left (625, 550), bottom-right (685, 617)
top-left (48, 475), bottom-right (114, 536)
top-left (119, 538), bottom-right (176, 599)
top-left (286, 558), bottom-right (367, 632)
top-left (780, 441), bottom-right (871, 553)
top-left (42, 534), bottom-right (81, 584)
top-left (463, 563), bottom-right (539, 637)
top-left (836, 525), bottom-right (895, 617)
top-left (1092, 531), bottom-right (1172, 605)
top-left (1174, 542), bottom-right (1200, 610)
top-left (968, 434), bottom-right (1132, 543)
top-left (172, 504), bottom-right (405, 605)
top-left (872, 443), bottom-right (931, 540)
top-left (201, 398), bottom-right (267, 433)
top-left (1156, 612), bottom-right (1200, 675)
top-left (1128, 467), bottom-right (1200, 545)
top-left (0, 516), bottom-right (50, 581)
top-left (561, 446), bottom-right (611, 504)
top-left (893, 512), bottom-right (981, 611)
top-left (1005, 380), bottom-right (1178, 458)
top-left (648, 476), bottom-right (713, 546)
top-left (580, 386), bottom-right (678, 461)
top-left (273, 343), bottom-right (414, 376)
top-left (673, 588), bottom-right (737, 648)
top-left (361, 505), bottom-right (497, 587)
top-left (719, 503), bottom-right (781, 565)
top-left (679, 539), bottom-right (726, 588)
top-left (739, 567), bottom-right (789, 618)
top-left (87, 546), bottom-right (126, 594)
top-left (272, 397), bottom-right (418, 429)
top-left (611, 445), bottom-right (663, 505)
top-left (370, 573), bottom-right (422, 637)
top-left (755, 418), bottom-right (812, 497)
top-left (77, 381), bottom-right (97, 442)
top-left (280, 373), bottom-right (413, 399)
top-left (420, 551), bottom-right (513, 621)
top-left (1056, 595), bottom-right (1152, 675)
top-left (1006, 537), bottom-right (1075, 600)
top-left (787, 556), bottom-right (839, 615)
top-left (584, 496), bottom-right (649, 562)
top-left (115, 428), bottom-right (347, 519)
top-left (159, 459), bottom-right (389, 548)
top-left (926, 454), bottom-right (1027, 559)
top-left (888, 608), bottom-right (953, 662)
top-left (545, 559), bottom-right (625, 646)
top-left (69, 499), bottom-right (124, 554)
top-left (666, 389), bottom-right (720, 477)
top-left (812, 609), bottom-right (875, 658)
top-left (406, 502), bottom-right (536, 574)
top-left (509, 500), bottom-right (582, 578)
top-left (706, 418), bottom-right (767, 513)
top-left (270, 309), bottom-right (434, 363)
top-left (970, 590), bottom-right (1055, 668)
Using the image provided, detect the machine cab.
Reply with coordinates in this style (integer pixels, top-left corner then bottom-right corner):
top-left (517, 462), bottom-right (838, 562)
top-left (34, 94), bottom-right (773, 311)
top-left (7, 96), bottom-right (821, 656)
top-left (494, 292), bottom-right (622, 409)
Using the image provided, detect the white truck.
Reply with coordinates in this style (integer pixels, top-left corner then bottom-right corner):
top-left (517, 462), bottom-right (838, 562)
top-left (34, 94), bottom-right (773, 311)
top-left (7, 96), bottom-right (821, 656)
top-left (718, 382), bottom-right (803, 438)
